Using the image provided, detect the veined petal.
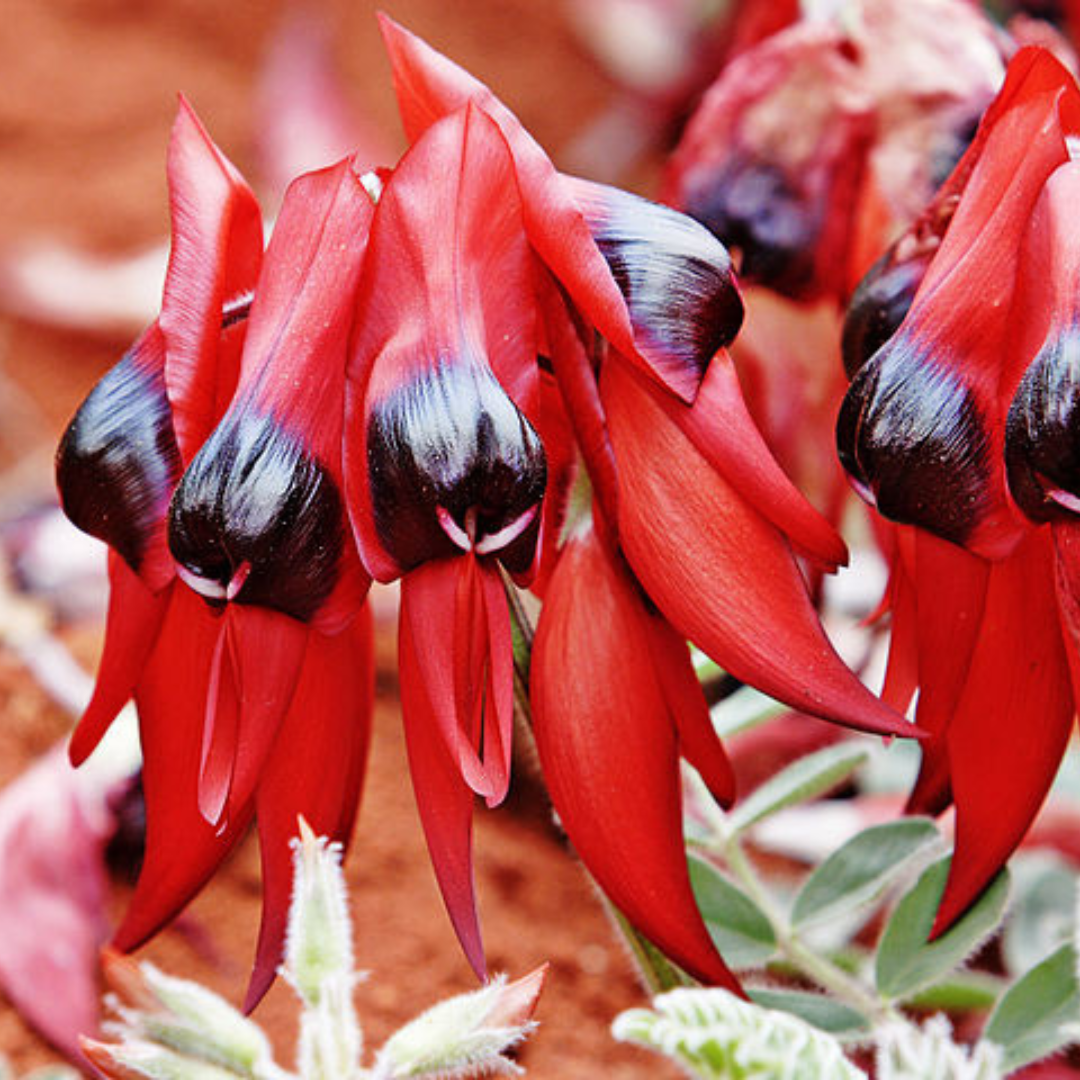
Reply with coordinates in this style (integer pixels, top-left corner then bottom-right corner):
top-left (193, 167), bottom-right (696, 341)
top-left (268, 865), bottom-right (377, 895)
top-left (933, 529), bottom-right (1074, 935)
top-left (169, 155), bottom-right (372, 631)
top-left (345, 105), bottom-right (544, 583)
top-left (56, 325), bottom-right (179, 592)
top-left (531, 524), bottom-right (741, 990)
top-left (160, 97), bottom-right (263, 462)
top-left (246, 607), bottom-right (374, 1010)
top-left (113, 587), bottom-right (253, 952)
top-left (399, 583), bottom-right (485, 979)
top-left (602, 359), bottom-right (914, 739)
top-left (68, 554), bottom-right (170, 766)
top-left (376, 15), bottom-right (712, 403)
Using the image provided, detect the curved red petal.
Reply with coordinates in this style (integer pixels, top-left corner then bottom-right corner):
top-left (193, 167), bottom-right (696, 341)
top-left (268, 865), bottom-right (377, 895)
top-left (531, 524), bottom-right (741, 990)
top-left (661, 351), bottom-right (847, 570)
top-left (602, 359), bottom-right (913, 739)
top-left (399, 586), bottom-right (485, 979)
top-left (160, 98), bottom-right (263, 462)
top-left (69, 554), bottom-right (170, 767)
top-left (376, 15), bottom-right (710, 402)
top-left (932, 529), bottom-right (1074, 935)
top-left (245, 608), bottom-right (375, 1010)
top-left (114, 587), bottom-right (253, 951)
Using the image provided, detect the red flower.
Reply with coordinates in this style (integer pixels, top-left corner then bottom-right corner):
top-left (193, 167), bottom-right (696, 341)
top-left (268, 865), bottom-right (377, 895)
top-left (838, 47), bottom-right (1080, 932)
top-left (56, 102), bottom-right (374, 1005)
top-left (337, 18), bottom-right (915, 986)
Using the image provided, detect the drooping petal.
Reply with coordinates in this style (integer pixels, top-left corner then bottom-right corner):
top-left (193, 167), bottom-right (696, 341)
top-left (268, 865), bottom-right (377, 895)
top-left (345, 105), bottom-right (544, 583)
top-left (169, 154), bottom-right (373, 632)
top-left (933, 529), bottom-right (1074, 935)
top-left (398, 575), bottom-right (485, 979)
top-left (400, 559), bottom-right (512, 805)
top-left (838, 49), bottom-right (1080, 559)
top-left (376, 15), bottom-right (708, 403)
top-left (56, 325), bottom-right (179, 593)
top-left (68, 554), bottom-right (169, 767)
top-left (113, 587), bottom-right (253, 951)
top-left (903, 529), bottom-right (991, 817)
top-left (160, 97), bottom-right (264, 462)
top-left (531, 523), bottom-right (741, 991)
top-left (602, 359), bottom-right (914, 739)
top-left (245, 607), bottom-right (374, 1010)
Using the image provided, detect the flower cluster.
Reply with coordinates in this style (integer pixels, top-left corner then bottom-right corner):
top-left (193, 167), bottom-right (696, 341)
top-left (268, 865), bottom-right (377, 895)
top-left (837, 47), bottom-right (1080, 932)
top-left (58, 16), bottom-right (914, 998)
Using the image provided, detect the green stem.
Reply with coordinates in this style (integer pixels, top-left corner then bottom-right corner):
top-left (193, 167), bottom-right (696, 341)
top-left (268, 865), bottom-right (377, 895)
top-left (688, 771), bottom-right (901, 1027)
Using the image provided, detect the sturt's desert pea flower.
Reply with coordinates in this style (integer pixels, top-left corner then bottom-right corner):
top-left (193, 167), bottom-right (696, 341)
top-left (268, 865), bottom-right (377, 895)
top-left (838, 47), bottom-right (1080, 934)
top-left (347, 16), bottom-right (916, 987)
top-left (56, 101), bottom-right (374, 1006)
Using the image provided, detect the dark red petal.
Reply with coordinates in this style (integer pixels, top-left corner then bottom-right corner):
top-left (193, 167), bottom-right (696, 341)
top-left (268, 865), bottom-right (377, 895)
top-left (399, 579), bottom-right (485, 979)
top-left (531, 524), bottom-right (742, 990)
top-left (56, 325), bottom-right (179, 592)
top-left (376, 15), bottom-right (713, 403)
top-left (346, 105), bottom-right (543, 582)
top-left (168, 156), bottom-right (373, 630)
top-left (602, 359), bottom-right (914, 739)
top-left (160, 97), bottom-right (263, 462)
top-left (245, 608), bottom-right (374, 1010)
top-left (69, 554), bottom-right (170, 767)
top-left (933, 529), bottom-right (1074, 935)
top-left (114, 587), bottom-right (253, 951)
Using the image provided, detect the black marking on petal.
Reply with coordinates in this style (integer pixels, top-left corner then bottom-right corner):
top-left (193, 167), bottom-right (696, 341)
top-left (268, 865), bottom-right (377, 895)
top-left (572, 178), bottom-right (744, 376)
top-left (837, 337), bottom-right (990, 545)
top-left (221, 291), bottom-right (254, 330)
top-left (168, 409), bottom-right (344, 622)
top-left (367, 359), bottom-right (547, 572)
top-left (56, 350), bottom-right (180, 573)
top-left (681, 159), bottom-right (817, 299)
top-left (1006, 328), bottom-right (1080, 523)
top-left (841, 250), bottom-right (931, 380)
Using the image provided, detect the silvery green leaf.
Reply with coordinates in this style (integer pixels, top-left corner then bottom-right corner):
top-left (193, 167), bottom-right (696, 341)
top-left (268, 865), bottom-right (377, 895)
top-left (688, 855), bottom-right (776, 968)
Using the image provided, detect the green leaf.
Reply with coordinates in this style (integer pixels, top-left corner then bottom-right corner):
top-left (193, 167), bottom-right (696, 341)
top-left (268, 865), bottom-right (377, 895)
top-left (747, 989), bottom-right (869, 1037)
top-left (728, 744), bottom-right (869, 834)
top-left (709, 685), bottom-right (787, 738)
top-left (1002, 854), bottom-right (1076, 976)
top-left (984, 944), bottom-right (1080, 1071)
top-left (875, 857), bottom-right (1009, 1001)
top-left (688, 854), bottom-right (776, 969)
top-left (904, 970), bottom-right (1002, 1012)
top-left (792, 819), bottom-right (940, 930)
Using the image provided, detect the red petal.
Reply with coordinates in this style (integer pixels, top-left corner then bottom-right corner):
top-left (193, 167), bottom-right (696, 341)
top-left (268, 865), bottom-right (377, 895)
top-left (376, 16), bottom-right (707, 402)
top-left (245, 608), bottom-right (375, 1010)
top-left (602, 359), bottom-right (914, 739)
top-left (69, 554), bottom-right (169, 767)
top-left (905, 530), bottom-right (990, 816)
top-left (114, 587), bottom-right (254, 951)
top-left (345, 104), bottom-right (539, 581)
top-left (660, 351), bottom-right (848, 570)
top-left (933, 529), bottom-right (1074, 935)
top-left (196, 605), bottom-right (309, 827)
top-left (879, 526), bottom-right (919, 714)
top-left (531, 524), bottom-right (741, 990)
top-left (399, 583), bottom-right (485, 979)
top-left (160, 97), bottom-right (263, 462)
